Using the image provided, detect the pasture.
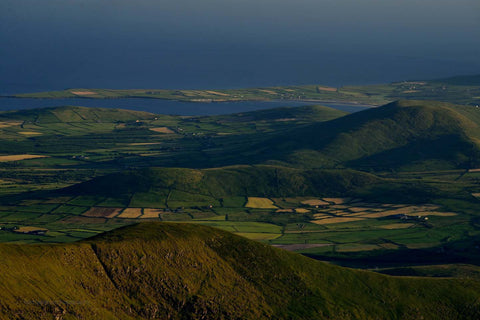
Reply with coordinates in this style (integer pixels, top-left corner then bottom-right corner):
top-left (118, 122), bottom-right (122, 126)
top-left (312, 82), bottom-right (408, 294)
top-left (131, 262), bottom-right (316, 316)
top-left (0, 188), bottom-right (476, 268)
top-left (0, 104), bottom-right (480, 268)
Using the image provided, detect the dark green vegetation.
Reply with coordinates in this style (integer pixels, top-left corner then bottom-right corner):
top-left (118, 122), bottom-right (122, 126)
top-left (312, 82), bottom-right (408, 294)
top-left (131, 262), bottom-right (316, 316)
top-left (1, 222), bottom-right (480, 319)
top-left (1, 99), bottom-right (480, 273)
top-left (2, 101), bottom-right (480, 269)
top-left (259, 100), bottom-right (480, 171)
top-left (0, 104), bottom-right (345, 169)
top-left (11, 74), bottom-right (480, 106)
top-left (3, 91), bottom-right (480, 318)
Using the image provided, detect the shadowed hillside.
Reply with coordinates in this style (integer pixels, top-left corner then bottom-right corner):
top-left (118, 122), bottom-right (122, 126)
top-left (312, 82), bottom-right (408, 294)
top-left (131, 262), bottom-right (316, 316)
top-left (256, 100), bottom-right (480, 171)
top-left (0, 222), bottom-right (479, 319)
top-left (61, 165), bottom-right (380, 200)
top-left (207, 104), bottom-right (348, 123)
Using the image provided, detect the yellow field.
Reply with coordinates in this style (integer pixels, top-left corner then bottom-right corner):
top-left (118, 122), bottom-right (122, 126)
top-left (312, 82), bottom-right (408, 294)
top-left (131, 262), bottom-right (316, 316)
top-left (356, 206), bottom-right (433, 218)
top-left (301, 199), bottom-right (329, 206)
top-left (312, 214), bottom-right (330, 219)
top-left (83, 207), bottom-right (122, 218)
top-left (333, 211), bottom-right (357, 216)
top-left (0, 121), bottom-right (22, 128)
top-left (141, 208), bottom-right (162, 219)
top-left (18, 131), bottom-right (42, 135)
top-left (413, 211), bottom-right (457, 217)
top-left (70, 90), bottom-right (96, 95)
top-left (118, 208), bottom-right (142, 218)
top-left (276, 209), bottom-right (295, 213)
top-left (316, 86), bottom-right (337, 92)
top-left (150, 127), bottom-right (174, 134)
top-left (331, 205), bottom-right (351, 210)
top-left (205, 90), bottom-right (229, 96)
top-left (348, 207), bottom-right (371, 213)
top-left (0, 154), bottom-right (47, 162)
top-left (245, 197), bottom-right (277, 209)
top-left (312, 217), bottom-right (365, 225)
top-left (379, 223), bottom-right (414, 230)
top-left (294, 208), bottom-right (310, 213)
top-left (358, 211), bottom-right (401, 218)
top-left (258, 89), bottom-right (277, 95)
top-left (349, 211), bottom-right (373, 217)
top-left (181, 91), bottom-right (197, 97)
top-left (322, 197), bottom-right (351, 204)
top-left (414, 205), bottom-right (441, 211)
top-left (139, 153), bottom-right (163, 157)
top-left (14, 226), bottom-right (48, 233)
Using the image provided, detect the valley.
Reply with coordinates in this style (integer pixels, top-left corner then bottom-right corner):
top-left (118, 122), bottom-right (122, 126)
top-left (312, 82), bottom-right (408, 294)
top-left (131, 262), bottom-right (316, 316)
top-left (2, 82), bottom-right (480, 318)
top-left (5, 1), bottom-right (480, 317)
top-left (1, 99), bottom-right (480, 270)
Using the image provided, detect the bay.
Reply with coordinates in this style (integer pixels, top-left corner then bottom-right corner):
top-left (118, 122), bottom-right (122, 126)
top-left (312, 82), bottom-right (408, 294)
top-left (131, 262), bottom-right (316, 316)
top-left (0, 97), bottom-right (368, 115)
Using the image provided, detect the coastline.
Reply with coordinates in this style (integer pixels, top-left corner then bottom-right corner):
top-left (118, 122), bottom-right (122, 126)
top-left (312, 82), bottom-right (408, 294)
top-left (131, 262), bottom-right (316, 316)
top-left (0, 95), bottom-right (380, 108)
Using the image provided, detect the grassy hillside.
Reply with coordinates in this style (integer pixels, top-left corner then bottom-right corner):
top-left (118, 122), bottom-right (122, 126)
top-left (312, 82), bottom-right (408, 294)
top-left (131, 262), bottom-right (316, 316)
top-left (206, 104), bottom-right (348, 122)
top-left (3, 162), bottom-right (479, 266)
top-left (0, 104), bottom-right (344, 124)
top-left (63, 165), bottom-right (379, 200)
top-left (2, 103), bottom-right (480, 267)
top-left (0, 104), bottom-right (347, 194)
top-left (5, 101), bottom-right (480, 173)
top-left (257, 100), bottom-right (480, 171)
top-left (0, 105), bottom-right (156, 123)
top-left (0, 222), bottom-right (479, 319)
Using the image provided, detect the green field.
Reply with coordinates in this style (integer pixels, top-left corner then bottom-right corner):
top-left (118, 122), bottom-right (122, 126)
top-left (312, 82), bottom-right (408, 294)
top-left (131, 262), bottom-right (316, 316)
top-left (1, 96), bottom-right (480, 269)
top-left (11, 74), bottom-right (480, 106)
top-left (1, 222), bottom-right (480, 319)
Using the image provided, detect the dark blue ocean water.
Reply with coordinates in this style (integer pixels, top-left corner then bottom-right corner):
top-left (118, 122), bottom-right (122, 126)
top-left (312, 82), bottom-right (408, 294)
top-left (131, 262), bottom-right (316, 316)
top-left (1, 0), bottom-right (479, 95)
top-left (0, 97), bottom-right (368, 115)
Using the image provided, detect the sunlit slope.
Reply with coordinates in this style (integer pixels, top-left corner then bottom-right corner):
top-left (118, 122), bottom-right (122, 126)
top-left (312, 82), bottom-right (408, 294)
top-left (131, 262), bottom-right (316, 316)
top-left (0, 223), bottom-right (479, 319)
top-left (261, 100), bottom-right (480, 171)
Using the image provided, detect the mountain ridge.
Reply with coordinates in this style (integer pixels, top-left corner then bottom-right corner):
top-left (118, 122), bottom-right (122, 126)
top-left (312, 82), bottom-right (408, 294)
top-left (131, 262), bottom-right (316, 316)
top-left (1, 222), bottom-right (479, 319)
top-left (255, 100), bottom-right (480, 171)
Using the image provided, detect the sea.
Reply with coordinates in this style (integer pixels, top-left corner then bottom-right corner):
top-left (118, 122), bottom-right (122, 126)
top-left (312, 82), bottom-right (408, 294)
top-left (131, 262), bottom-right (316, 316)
top-left (1, 0), bottom-right (479, 114)
top-left (0, 97), bottom-right (368, 116)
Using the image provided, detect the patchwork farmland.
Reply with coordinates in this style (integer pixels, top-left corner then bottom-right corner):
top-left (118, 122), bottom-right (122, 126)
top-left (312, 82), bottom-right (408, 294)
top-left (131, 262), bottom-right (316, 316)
top-left (0, 191), bottom-right (470, 266)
